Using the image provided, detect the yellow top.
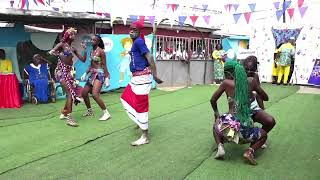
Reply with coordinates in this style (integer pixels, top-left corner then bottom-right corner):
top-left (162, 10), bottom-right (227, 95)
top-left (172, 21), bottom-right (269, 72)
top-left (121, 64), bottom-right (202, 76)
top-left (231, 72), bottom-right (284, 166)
top-left (0, 59), bottom-right (13, 74)
top-left (276, 43), bottom-right (294, 53)
top-left (212, 50), bottom-right (226, 60)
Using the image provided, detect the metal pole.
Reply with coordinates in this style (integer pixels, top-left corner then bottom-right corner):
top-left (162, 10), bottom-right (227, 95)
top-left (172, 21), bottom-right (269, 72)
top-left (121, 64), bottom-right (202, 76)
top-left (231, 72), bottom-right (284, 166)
top-left (93, 0), bottom-right (95, 13)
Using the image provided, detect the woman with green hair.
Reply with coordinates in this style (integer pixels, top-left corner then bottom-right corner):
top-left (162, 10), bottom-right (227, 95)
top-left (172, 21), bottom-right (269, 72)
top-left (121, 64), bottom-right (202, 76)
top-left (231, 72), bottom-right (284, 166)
top-left (210, 61), bottom-right (269, 165)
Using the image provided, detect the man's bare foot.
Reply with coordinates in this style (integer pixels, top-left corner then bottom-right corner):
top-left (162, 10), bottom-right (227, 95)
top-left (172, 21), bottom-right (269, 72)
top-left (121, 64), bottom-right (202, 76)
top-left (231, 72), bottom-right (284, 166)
top-left (131, 136), bottom-right (149, 146)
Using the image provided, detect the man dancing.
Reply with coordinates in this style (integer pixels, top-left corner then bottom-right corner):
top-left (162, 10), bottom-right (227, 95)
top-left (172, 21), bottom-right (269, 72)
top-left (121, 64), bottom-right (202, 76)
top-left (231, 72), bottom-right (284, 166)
top-left (120, 21), bottom-right (163, 146)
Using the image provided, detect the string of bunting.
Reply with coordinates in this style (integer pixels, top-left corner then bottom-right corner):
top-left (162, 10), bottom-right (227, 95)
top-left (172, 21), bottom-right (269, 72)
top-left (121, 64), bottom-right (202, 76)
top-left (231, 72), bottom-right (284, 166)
top-left (228, 1), bottom-right (309, 24)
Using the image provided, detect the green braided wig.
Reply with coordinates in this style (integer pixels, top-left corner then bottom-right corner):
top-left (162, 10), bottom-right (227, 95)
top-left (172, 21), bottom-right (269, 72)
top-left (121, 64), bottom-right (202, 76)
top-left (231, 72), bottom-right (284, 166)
top-left (224, 61), bottom-right (252, 127)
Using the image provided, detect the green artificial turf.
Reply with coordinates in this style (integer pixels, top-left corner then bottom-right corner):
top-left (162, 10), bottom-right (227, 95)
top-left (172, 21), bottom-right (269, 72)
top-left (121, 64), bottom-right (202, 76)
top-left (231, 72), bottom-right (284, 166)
top-left (0, 84), bottom-right (318, 180)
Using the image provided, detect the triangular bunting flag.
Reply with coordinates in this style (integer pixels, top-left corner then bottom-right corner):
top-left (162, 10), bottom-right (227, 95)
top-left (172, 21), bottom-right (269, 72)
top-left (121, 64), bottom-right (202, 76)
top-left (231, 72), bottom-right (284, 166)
top-left (26, 0), bottom-right (29, 10)
top-left (228, 4), bottom-right (232, 12)
top-left (10, 0), bottom-right (14, 8)
top-left (233, 4), bottom-right (239, 12)
top-left (166, 4), bottom-right (170, 10)
top-left (287, 8), bottom-right (295, 19)
top-left (248, 3), bottom-right (256, 12)
top-left (202, 4), bottom-right (208, 12)
top-left (148, 16), bottom-right (155, 25)
top-left (203, 15), bottom-right (210, 25)
top-left (298, 0), bottom-right (304, 8)
top-left (276, 10), bottom-right (283, 21)
top-left (224, 4), bottom-right (229, 11)
top-left (233, 13), bottom-right (241, 23)
top-left (37, 0), bottom-right (45, 6)
top-left (283, 0), bottom-right (292, 12)
top-left (273, 2), bottom-right (280, 9)
top-left (171, 4), bottom-right (178, 12)
top-left (190, 15), bottom-right (198, 26)
top-left (129, 15), bottom-right (138, 22)
top-left (244, 12), bottom-right (251, 24)
top-left (33, 0), bottom-right (38, 6)
top-left (139, 16), bottom-right (145, 24)
top-left (299, 6), bottom-right (308, 18)
top-left (178, 16), bottom-right (187, 27)
top-left (20, 0), bottom-right (25, 9)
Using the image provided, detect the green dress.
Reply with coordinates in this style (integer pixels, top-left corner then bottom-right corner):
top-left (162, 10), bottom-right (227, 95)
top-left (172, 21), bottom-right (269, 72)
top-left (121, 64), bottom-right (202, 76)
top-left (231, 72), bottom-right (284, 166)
top-left (212, 50), bottom-right (225, 80)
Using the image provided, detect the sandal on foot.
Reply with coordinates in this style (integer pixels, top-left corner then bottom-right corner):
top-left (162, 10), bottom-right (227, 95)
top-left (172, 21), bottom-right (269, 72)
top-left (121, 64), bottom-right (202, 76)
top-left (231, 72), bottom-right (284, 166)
top-left (59, 114), bottom-right (68, 120)
top-left (66, 116), bottom-right (78, 127)
top-left (214, 143), bottom-right (225, 159)
top-left (82, 110), bottom-right (94, 117)
top-left (243, 148), bottom-right (257, 165)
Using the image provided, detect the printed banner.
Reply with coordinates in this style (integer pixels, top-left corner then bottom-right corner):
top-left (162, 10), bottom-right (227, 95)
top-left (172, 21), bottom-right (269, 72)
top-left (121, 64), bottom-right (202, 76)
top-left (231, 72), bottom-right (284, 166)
top-left (74, 34), bottom-right (156, 93)
top-left (250, 24), bottom-right (320, 85)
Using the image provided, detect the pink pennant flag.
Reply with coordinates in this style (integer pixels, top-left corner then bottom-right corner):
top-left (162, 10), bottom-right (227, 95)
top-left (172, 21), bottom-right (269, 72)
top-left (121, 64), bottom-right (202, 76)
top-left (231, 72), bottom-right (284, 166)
top-left (166, 4), bottom-right (170, 10)
top-left (202, 15), bottom-right (210, 25)
top-left (21, 0), bottom-right (26, 9)
top-left (298, 0), bottom-right (304, 8)
top-left (139, 16), bottom-right (145, 23)
top-left (224, 4), bottom-right (229, 11)
top-left (299, 6), bottom-right (308, 18)
top-left (190, 15), bottom-right (199, 26)
top-left (228, 4), bottom-right (232, 12)
top-left (37, 0), bottom-right (45, 6)
top-left (148, 16), bottom-right (155, 25)
top-left (171, 4), bottom-right (178, 12)
top-left (244, 12), bottom-right (251, 24)
top-left (287, 8), bottom-right (295, 19)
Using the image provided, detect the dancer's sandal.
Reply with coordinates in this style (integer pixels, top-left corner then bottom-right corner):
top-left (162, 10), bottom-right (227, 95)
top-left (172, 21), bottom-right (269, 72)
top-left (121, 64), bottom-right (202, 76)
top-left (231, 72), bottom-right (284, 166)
top-left (243, 148), bottom-right (257, 165)
top-left (66, 115), bottom-right (78, 127)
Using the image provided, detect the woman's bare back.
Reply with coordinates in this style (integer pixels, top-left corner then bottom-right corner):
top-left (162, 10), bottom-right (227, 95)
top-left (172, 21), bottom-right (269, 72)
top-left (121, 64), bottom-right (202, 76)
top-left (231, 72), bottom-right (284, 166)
top-left (223, 78), bottom-right (255, 114)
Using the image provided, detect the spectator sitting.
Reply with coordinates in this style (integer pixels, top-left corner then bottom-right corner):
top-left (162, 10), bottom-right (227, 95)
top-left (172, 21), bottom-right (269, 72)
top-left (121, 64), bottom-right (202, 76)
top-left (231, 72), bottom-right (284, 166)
top-left (24, 54), bottom-right (53, 103)
top-left (0, 49), bottom-right (13, 74)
